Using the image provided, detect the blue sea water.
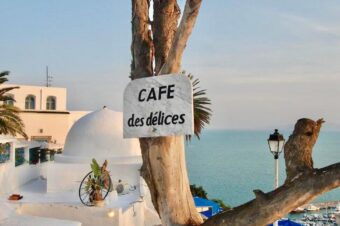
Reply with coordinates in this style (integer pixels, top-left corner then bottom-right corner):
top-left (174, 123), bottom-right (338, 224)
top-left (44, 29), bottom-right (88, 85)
top-left (185, 130), bottom-right (340, 207)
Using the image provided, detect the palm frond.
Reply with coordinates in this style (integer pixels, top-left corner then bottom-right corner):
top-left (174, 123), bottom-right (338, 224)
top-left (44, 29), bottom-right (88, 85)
top-left (0, 71), bottom-right (27, 139)
top-left (91, 159), bottom-right (101, 177)
top-left (182, 71), bottom-right (212, 141)
top-left (0, 95), bottom-right (15, 102)
top-left (0, 86), bottom-right (19, 96)
top-left (0, 71), bottom-right (10, 85)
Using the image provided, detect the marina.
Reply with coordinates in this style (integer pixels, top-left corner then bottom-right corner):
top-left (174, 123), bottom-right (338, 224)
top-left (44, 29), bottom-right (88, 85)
top-left (289, 202), bottom-right (340, 226)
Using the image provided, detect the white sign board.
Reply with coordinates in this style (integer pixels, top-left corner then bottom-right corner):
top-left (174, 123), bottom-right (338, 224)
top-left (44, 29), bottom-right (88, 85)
top-left (123, 74), bottom-right (193, 138)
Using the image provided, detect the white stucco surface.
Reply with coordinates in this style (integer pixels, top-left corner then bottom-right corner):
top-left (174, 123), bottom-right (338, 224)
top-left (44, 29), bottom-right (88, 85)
top-left (60, 108), bottom-right (141, 161)
top-left (0, 108), bottom-right (161, 226)
top-left (0, 137), bottom-right (43, 194)
top-left (0, 179), bottom-right (161, 226)
top-left (0, 163), bottom-right (41, 194)
top-left (1, 84), bottom-right (67, 111)
top-left (0, 84), bottom-right (89, 145)
top-left (0, 214), bottom-right (82, 226)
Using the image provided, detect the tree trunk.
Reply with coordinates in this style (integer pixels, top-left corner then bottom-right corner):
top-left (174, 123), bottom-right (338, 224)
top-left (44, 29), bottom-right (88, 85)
top-left (130, 0), bottom-right (153, 80)
top-left (140, 137), bottom-right (203, 226)
top-left (152, 0), bottom-right (180, 75)
top-left (284, 118), bottom-right (324, 183)
top-left (131, 0), bottom-right (203, 225)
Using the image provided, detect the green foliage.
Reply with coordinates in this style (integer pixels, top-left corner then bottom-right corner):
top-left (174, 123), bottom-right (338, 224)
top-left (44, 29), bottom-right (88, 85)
top-left (84, 159), bottom-right (103, 193)
top-left (86, 159), bottom-right (111, 201)
top-left (0, 71), bottom-right (27, 139)
top-left (181, 71), bottom-right (212, 140)
top-left (190, 184), bottom-right (208, 199)
top-left (91, 158), bottom-right (101, 177)
top-left (84, 176), bottom-right (93, 192)
top-left (211, 198), bottom-right (231, 211)
top-left (191, 184), bottom-right (231, 211)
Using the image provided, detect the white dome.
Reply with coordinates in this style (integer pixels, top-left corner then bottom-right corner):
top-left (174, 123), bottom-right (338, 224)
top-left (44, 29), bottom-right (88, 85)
top-left (60, 107), bottom-right (141, 161)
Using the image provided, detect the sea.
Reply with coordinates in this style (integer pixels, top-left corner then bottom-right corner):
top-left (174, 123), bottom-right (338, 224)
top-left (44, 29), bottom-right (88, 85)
top-left (185, 130), bottom-right (340, 208)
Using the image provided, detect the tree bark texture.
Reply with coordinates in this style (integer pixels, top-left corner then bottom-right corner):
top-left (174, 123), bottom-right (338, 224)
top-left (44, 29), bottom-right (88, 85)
top-left (140, 137), bottom-right (203, 226)
top-left (131, 0), bottom-right (153, 79)
top-left (152, 0), bottom-right (181, 75)
top-left (131, 0), bottom-right (203, 225)
top-left (202, 118), bottom-right (340, 226)
top-left (284, 118), bottom-right (324, 183)
top-left (161, 0), bottom-right (202, 74)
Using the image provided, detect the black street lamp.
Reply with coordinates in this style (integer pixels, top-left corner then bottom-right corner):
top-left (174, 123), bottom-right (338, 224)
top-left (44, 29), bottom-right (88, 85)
top-left (267, 129), bottom-right (285, 226)
top-left (268, 129), bottom-right (285, 160)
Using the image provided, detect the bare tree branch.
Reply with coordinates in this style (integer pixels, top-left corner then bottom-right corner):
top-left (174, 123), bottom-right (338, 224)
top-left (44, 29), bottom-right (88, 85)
top-left (131, 0), bottom-right (154, 79)
top-left (152, 0), bottom-right (181, 74)
top-left (160, 0), bottom-right (203, 74)
top-left (203, 163), bottom-right (340, 226)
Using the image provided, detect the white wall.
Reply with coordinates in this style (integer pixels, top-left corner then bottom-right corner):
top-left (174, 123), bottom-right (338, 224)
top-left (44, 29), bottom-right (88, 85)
top-left (69, 111), bottom-right (90, 126)
top-left (18, 111), bottom-right (88, 145)
top-left (0, 140), bottom-right (46, 194)
top-left (118, 202), bottom-right (144, 226)
top-left (19, 112), bottom-right (70, 144)
top-left (17, 203), bottom-right (119, 226)
top-left (1, 84), bottom-right (90, 146)
top-left (3, 110), bottom-right (88, 145)
top-left (1, 84), bottom-right (67, 111)
top-left (0, 162), bottom-right (41, 194)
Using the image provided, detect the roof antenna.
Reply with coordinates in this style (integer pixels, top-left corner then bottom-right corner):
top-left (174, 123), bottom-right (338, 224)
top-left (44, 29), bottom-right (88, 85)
top-left (46, 66), bottom-right (53, 87)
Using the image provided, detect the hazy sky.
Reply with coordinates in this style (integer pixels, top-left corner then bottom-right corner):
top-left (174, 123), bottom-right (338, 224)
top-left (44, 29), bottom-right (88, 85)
top-left (1, 1), bottom-right (340, 130)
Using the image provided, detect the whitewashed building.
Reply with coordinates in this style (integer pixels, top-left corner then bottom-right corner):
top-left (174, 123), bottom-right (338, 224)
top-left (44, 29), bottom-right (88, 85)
top-left (0, 136), bottom-right (44, 194)
top-left (0, 83), bottom-right (163, 225)
top-left (0, 84), bottom-right (89, 147)
top-left (47, 107), bottom-right (161, 226)
top-left (0, 108), bottom-right (161, 226)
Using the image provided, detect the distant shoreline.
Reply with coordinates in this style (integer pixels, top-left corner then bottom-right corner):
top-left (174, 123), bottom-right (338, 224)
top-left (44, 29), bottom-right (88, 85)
top-left (301, 200), bottom-right (340, 209)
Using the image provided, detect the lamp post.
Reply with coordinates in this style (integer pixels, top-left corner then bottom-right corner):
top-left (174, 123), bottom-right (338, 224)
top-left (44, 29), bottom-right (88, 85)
top-left (267, 129), bottom-right (285, 226)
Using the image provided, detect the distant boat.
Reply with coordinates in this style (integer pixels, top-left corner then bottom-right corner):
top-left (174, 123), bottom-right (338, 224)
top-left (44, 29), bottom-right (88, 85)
top-left (334, 203), bottom-right (340, 214)
top-left (267, 219), bottom-right (302, 226)
top-left (290, 206), bottom-right (305, 213)
top-left (305, 204), bottom-right (320, 211)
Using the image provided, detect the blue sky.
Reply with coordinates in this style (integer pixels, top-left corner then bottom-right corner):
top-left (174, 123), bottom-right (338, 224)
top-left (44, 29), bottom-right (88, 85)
top-left (1, 1), bottom-right (340, 130)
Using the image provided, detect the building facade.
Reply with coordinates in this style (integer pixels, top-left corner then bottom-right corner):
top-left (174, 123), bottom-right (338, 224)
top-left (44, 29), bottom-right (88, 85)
top-left (1, 84), bottom-right (89, 147)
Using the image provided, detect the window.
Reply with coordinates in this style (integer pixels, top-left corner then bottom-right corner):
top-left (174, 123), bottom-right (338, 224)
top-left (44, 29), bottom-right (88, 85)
top-left (29, 147), bottom-right (40, 165)
top-left (4, 94), bottom-right (14, 106)
top-left (29, 147), bottom-right (55, 164)
top-left (0, 143), bottom-right (11, 164)
top-left (46, 96), bottom-right (56, 110)
top-left (25, 95), bottom-right (36, 110)
top-left (15, 147), bottom-right (25, 167)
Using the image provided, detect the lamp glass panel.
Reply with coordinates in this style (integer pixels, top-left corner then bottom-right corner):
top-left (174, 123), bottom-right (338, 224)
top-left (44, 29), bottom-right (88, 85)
top-left (268, 140), bottom-right (279, 153)
top-left (278, 140), bottom-right (285, 153)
